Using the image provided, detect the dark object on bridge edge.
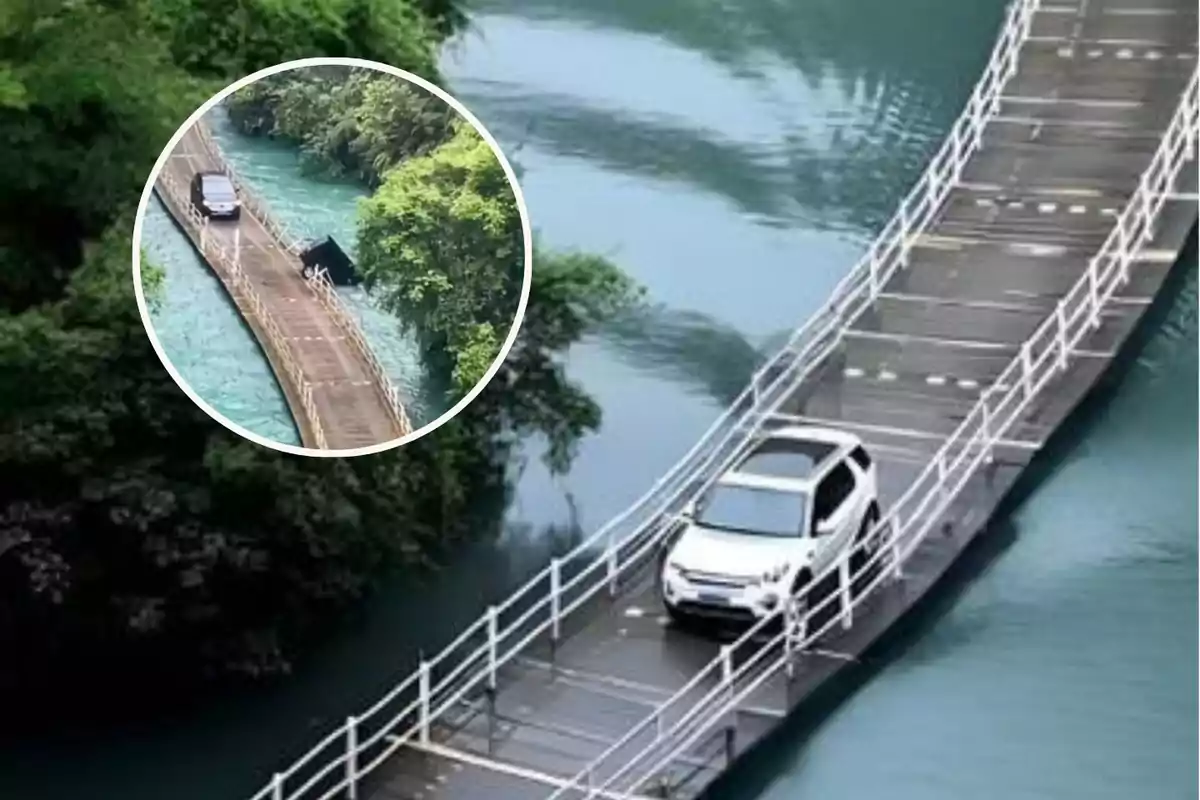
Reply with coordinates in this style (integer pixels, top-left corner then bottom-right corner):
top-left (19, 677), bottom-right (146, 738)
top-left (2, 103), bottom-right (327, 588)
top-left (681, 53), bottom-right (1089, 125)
top-left (299, 236), bottom-right (361, 286)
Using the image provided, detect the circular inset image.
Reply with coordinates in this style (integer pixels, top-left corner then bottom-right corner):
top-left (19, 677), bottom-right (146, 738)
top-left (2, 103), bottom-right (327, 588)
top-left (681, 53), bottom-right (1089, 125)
top-left (133, 58), bottom-right (532, 457)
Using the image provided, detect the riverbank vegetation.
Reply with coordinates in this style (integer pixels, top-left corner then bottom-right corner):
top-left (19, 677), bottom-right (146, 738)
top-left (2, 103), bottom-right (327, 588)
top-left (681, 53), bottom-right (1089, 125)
top-left (226, 66), bottom-right (559, 399)
top-left (0, 0), bottom-right (635, 725)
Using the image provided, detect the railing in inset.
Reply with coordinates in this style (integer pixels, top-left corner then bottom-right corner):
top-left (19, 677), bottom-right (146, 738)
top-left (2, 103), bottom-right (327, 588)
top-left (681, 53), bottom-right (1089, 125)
top-left (303, 269), bottom-right (414, 436)
top-left (242, 0), bottom-right (1196, 797)
top-left (154, 168), bottom-right (329, 449)
top-left (547, 65), bottom-right (1200, 800)
top-left (190, 118), bottom-right (413, 440)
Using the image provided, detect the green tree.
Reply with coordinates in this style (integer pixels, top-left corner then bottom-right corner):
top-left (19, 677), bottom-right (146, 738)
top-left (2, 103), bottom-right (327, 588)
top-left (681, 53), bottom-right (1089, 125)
top-left (357, 123), bottom-right (525, 393)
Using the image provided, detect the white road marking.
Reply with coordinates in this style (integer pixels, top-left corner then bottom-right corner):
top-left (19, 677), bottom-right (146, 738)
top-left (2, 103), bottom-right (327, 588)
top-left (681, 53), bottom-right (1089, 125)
top-left (878, 369), bottom-right (898, 382)
top-left (1068, 204), bottom-right (1087, 214)
top-left (769, 413), bottom-right (1043, 450)
top-left (844, 367), bottom-right (866, 378)
top-left (1037, 202), bottom-right (1058, 213)
top-left (623, 607), bottom-right (645, 618)
top-left (926, 375), bottom-right (947, 386)
top-left (844, 329), bottom-right (1019, 352)
top-left (957, 378), bottom-right (981, 390)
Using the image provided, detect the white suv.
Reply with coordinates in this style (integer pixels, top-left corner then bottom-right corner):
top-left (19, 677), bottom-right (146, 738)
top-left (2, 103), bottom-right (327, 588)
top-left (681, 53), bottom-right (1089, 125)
top-left (660, 425), bottom-right (880, 624)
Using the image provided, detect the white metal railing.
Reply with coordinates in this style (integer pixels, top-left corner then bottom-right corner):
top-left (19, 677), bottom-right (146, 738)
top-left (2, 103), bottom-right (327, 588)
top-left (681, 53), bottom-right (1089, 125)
top-left (242, 1), bottom-right (1195, 797)
top-left (547, 65), bottom-right (1200, 800)
top-left (303, 269), bottom-right (414, 436)
top-left (154, 169), bottom-right (330, 449)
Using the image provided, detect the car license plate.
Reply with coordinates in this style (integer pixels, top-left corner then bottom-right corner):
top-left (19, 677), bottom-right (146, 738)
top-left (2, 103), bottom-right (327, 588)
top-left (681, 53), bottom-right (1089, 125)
top-left (698, 592), bottom-right (730, 606)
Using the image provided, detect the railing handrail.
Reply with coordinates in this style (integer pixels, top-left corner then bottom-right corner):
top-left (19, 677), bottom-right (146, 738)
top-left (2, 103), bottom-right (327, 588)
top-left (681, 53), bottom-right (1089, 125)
top-left (561, 64), bottom-right (1200, 800)
top-left (241, 0), bottom-right (1197, 795)
top-left (303, 268), bottom-right (414, 436)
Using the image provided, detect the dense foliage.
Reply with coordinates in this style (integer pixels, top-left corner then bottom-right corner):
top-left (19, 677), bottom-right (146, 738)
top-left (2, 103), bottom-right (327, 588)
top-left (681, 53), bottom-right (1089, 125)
top-left (226, 67), bottom-right (642, 417)
top-left (225, 66), bottom-right (458, 186)
top-left (358, 122), bottom-right (524, 392)
top-left (0, 0), bottom-right (633, 721)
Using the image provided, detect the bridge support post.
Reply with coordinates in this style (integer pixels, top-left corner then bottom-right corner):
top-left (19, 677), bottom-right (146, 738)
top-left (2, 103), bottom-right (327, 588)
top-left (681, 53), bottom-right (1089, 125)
top-left (838, 557), bottom-right (852, 630)
top-left (345, 715), bottom-right (358, 800)
top-left (724, 725), bottom-right (737, 766)
top-left (418, 661), bottom-right (431, 745)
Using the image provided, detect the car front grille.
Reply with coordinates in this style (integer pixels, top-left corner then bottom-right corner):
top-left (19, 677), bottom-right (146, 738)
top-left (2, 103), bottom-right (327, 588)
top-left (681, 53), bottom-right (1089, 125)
top-left (678, 568), bottom-right (756, 588)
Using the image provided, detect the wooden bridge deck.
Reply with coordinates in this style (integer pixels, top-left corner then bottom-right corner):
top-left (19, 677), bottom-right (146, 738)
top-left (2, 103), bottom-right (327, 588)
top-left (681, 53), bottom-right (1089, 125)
top-left (154, 121), bottom-right (409, 451)
top-left (242, 0), bottom-right (1196, 798)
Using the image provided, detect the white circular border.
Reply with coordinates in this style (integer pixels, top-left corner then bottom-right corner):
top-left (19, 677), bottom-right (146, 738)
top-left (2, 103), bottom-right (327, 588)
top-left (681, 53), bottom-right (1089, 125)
top-left (131, 57), bottom-right (534, 459)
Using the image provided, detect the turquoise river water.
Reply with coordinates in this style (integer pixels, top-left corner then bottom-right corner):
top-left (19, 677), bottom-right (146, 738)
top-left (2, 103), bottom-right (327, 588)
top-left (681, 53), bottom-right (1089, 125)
top-left (0, 0), bottom-right (1194, 798)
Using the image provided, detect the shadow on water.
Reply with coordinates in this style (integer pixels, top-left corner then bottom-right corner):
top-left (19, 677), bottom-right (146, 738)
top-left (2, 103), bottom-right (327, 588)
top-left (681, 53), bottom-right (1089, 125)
top-left (704, 226), bottom-right (1199, 800)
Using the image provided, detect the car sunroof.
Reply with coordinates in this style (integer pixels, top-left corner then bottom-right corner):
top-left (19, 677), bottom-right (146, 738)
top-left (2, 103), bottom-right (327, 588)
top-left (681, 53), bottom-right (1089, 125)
top-left (737, 437), bottom-right (835, 481)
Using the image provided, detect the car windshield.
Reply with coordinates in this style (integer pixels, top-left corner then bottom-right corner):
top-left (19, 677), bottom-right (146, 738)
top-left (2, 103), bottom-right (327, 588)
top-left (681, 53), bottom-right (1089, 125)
top-left (695, 484), bottom-right (808, 538)
top-left (201, 175), bottom-right (236, 200)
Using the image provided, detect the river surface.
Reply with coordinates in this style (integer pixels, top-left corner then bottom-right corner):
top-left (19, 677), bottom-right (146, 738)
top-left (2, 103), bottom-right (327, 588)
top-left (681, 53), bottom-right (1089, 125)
top-left (2, 0), bottom-right (1196, 798)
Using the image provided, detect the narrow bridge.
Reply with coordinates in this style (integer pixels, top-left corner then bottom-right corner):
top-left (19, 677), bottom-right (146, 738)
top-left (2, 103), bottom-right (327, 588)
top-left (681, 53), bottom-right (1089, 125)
top-left (247, 0), bottom-right (1198, 797)
top-left (154, 120), bottom-right (413, 451)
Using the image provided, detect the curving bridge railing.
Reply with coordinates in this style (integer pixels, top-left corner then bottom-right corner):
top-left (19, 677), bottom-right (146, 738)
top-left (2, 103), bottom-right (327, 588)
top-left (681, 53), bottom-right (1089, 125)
top-left (155, 168), bottom-right (330, 449)
top-left (190, 121), bottom-right (414, 440)
top-left (245, 0), bottom-right (1197, 797)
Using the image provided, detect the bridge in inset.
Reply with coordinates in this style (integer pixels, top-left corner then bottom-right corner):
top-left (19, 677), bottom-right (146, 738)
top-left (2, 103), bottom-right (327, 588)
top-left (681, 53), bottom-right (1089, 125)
top-left (246, 0), bottom-right (1198, 796)
top-left (154, 120), bottom-right (413, 451)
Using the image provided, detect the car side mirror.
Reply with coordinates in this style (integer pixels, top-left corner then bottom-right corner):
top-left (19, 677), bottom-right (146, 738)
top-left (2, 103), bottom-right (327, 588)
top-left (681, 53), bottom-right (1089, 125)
top-left (680, 500), bottom-right (697, 520)
top-left (814, 516), bottom-right (836, 536)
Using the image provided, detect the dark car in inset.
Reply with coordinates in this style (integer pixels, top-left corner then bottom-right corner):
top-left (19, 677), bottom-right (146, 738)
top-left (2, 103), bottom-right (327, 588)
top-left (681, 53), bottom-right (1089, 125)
top-left (190, 171), bottom-right (241, 220)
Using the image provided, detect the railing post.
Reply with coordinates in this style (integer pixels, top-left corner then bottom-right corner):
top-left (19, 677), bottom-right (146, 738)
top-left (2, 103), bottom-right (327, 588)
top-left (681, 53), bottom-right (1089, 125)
top-left (549, 557), bottom-right (562, 643)
top-left (1019, 342), bottom-right (1034, 399)
top-left (950, 124), bottom-right (964, 180)
top-left (720, 645), bottom-right (733, 689)
top-left (838, 555), bottom-right (853, 630)
top-left (1055, 304), bottom-right (1069, 371)
top-left (1116, 216), bottom-right (1132, 284)
top-left (867, 247), bottom-right (880, 296)
top-left (487, 605), bottom-right (499, 691)
top-left (606, 532), bottom-right (619, 597)
top-left (898, 202), bottom-right (911, 266)
top-left (980, 392), bottom-right (994, 464)
top-left (418, 660), bottom-right (431, 744)
top-left (271, 773), bottom-right (284, 800)
top-left (345, 716), bottom-right (358, 800)
top-left (890, 524), bottom-right (904, 581)
top-left (783, 600), bottom-right (797, 680)
top-left (1087, 260), bottom-right (1102, 329)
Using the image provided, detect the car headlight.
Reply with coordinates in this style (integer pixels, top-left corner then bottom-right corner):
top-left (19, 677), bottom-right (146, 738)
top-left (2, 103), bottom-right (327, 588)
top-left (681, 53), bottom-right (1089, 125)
top-left (761, 563), bottom-right (790, 584)
top-left (664, 560), bottom-right (684, 578)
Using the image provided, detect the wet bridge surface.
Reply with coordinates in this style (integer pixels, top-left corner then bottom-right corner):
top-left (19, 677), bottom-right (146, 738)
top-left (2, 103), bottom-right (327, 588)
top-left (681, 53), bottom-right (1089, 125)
top-left (246, 0), bottom-right (1197, 799)
top-left (154, 121), bottom-right (412, 451)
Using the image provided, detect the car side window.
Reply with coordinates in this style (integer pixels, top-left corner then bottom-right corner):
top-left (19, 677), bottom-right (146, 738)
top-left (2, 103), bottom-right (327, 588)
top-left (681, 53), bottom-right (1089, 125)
top-left (812, 462), bottom-right (856, 531)
top-left (850, 445), bottom-right (872, 471)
